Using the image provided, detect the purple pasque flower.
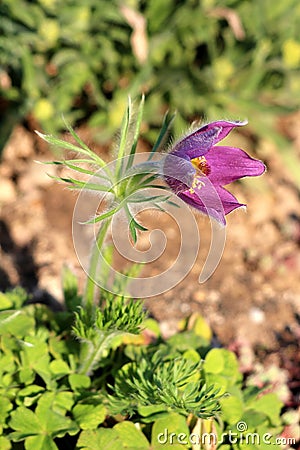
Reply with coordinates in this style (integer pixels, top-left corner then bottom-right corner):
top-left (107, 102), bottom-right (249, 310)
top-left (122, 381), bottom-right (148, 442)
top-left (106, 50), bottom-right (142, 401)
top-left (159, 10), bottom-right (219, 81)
top-left (164, 120), bottom-right (266, 225)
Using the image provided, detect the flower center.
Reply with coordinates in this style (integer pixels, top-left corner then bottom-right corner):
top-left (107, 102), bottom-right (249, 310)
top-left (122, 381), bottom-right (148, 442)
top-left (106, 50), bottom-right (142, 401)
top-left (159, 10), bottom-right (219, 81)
top-left (188, 157), bottom-right (210, 194)
top-left (190, 156), bottom-right (211, 176)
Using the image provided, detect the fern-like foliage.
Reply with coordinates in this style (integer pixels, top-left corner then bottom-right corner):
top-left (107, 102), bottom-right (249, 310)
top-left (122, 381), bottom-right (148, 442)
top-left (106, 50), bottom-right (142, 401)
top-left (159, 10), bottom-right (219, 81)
top-left (72, 291), bottom-right (147, 375)
top-left (108, 351), bottom-right (222, 419)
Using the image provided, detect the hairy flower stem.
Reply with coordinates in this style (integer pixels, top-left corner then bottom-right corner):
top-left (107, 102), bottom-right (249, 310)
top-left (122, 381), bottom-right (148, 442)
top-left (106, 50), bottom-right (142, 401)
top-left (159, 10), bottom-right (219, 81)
top-left (78, 333), bottom-right (109, 376)
top-left (83, 218), bottom-right (112, 312)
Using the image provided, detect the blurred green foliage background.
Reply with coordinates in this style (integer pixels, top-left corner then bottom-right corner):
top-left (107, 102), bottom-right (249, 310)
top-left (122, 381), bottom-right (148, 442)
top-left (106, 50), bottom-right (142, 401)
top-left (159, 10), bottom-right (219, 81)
top-left (1, 0), bottom-right (300, 153)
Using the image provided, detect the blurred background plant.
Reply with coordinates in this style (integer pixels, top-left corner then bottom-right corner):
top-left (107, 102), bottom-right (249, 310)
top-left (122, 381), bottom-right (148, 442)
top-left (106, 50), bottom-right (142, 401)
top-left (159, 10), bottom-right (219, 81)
top-left (1, 0), bottom-right (300, 169)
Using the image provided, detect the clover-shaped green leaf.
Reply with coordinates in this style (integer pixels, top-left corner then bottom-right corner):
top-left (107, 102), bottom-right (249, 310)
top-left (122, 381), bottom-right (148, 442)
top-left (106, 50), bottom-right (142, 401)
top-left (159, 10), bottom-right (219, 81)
top-left (73, 403), bottom-right (106, 430)
top-left (76, 421), bottom-right (150, 450)
top-left (9, 393), bottom-right (79, 449)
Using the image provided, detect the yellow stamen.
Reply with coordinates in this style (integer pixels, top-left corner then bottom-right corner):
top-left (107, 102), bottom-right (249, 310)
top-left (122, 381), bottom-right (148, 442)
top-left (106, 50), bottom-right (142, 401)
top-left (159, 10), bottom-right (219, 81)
top-left (191, 156), bottom-right (210, 176)
top-left (188, 156), bottom-right (210, 194)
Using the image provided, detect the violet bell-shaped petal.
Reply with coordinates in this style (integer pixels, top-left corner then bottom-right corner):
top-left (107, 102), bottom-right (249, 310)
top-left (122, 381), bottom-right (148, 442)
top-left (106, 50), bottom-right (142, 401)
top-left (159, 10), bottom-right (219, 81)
top-left (164, 120), bottom-right (266, 225)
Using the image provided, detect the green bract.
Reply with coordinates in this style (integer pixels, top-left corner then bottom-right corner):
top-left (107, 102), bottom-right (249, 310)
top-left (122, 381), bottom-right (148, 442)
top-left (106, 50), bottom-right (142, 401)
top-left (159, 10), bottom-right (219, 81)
top-left (37, 97), bottom-right (175, 308)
